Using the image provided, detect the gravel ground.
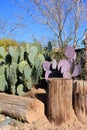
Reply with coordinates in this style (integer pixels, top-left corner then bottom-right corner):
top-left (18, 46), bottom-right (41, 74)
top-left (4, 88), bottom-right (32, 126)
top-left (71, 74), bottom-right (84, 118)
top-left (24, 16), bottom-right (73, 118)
top-left (0, 88), bottom-right (87, 130)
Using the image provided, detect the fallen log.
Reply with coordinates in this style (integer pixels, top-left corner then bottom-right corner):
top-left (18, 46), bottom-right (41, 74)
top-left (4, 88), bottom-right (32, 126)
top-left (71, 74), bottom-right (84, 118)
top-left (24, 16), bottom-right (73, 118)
top-left (47, 78), bottom-right (73, 125)
top-left (73, 80), bottom-right (87, 124)
top-left (0, 93), bottom-right (44, 123)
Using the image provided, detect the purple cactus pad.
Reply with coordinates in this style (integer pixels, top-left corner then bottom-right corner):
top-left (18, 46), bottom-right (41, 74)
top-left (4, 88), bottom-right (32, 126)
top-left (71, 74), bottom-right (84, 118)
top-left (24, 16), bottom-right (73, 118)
top-left (52, 59), bottom-right (57, 69)
top-left (58, 59), bottom-right (71, 73)
top-left (45, 71), bottom-right (52, 80)
top-left (65, 47), bottom-right (75, 59)
top-left (43, 61), bottom-right (50, 71)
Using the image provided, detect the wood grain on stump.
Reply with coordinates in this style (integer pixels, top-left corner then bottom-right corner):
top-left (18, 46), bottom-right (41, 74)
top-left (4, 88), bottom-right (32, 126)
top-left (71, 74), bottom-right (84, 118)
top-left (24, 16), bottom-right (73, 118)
top-left (47, 78), bottom-right (73, 125)
top-left (0, 93), bottom-right (44, 123)
top-left (73, 80), bottom-right (87, 124)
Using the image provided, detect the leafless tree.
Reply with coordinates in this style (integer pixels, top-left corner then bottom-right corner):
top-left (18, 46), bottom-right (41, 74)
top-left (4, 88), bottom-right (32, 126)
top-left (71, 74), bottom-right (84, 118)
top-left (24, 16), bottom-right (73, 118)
top-left (0, 14), bottom-right (25, 40)
top-left (13, 0), bottom-right (87, 47)
top-left (72, 0), bottom-right (87, 47)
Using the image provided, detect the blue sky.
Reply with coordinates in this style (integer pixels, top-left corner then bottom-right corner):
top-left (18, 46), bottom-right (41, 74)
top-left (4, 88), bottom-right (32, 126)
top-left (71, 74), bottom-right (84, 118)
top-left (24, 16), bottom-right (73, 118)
top-left (0, 0), bottom-right (87, 47)
top-left (0, 0), bottom-right (54, 45)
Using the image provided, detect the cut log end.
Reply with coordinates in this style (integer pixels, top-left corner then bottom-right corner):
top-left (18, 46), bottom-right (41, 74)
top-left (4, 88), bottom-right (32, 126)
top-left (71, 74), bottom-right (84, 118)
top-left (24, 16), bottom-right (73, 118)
top-left (26, 99), bottom-right (44, 123)
top-left (0, 93), bottom-right (44, 123)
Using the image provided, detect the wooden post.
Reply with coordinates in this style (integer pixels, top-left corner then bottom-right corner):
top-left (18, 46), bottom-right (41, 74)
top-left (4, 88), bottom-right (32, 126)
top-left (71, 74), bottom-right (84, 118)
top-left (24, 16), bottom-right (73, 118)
top-left (85, 46), bottom-right (87, 72)
top-left (0, 93), bottom-right (44, 123)
top-left (84, 32), bottom-right (87, 79)
top-left (73, 80), bottom-right (87, 124)
top-left (47, 78), bottom-right (73, 125)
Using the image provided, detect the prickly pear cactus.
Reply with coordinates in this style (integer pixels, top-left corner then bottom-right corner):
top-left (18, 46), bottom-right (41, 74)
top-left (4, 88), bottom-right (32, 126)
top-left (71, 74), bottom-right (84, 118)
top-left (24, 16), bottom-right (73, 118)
top-left (25, 78), bottom-right (33, 90)
top-left (25, 44), bottom-right (30, 54)
top-left (20, 46), bottom-right (25, 61)
top-left (0, 74), bottom-right (8, 92)
top-left (0, 43), bottom-right (45, 95)
top-left (0, 65), bottom-right (6, 75)
top-left (34, 58), bottom-right (43, 77)
top-left (12, 50), bottom-right (19, 63)
top-left (6, 64), bottom-right (17, 94)
top-left (18, 61), bottom-right (28, 73)
top-left (30, 46), bottom-right (38, 55)
top-left (24, 66), bottom-right (32, 80)
top-left (9, 46), bottom-right (15, 57)
top-left (17, 84), bottom-right (26, 96)
top-left (37, 54), bottom-right (45, 63)
top-left (28, 46), bottom-right (38, 65)
top-left (0, 47), bottom-right (5, 58)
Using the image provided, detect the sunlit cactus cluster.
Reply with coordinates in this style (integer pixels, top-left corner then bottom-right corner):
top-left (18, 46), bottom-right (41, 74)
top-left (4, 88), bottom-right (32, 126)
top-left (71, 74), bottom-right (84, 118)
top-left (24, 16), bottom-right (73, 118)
top-left (0, 44), bottom-right (44, 95)
top-left (43, 46), bottom-right (81, 80)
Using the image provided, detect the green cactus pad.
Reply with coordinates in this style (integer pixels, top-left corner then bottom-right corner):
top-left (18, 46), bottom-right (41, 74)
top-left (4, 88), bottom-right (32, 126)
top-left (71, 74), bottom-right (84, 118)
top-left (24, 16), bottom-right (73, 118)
top-left (0, 65), bottom-right (6, 75)
top-left (0, 47), bottom-right (5, 58)
top-left (11, 63), bottom-right (18, 70)
top-left (25, 44), bottom-right (30, 53)
top-left (9, 46), bottom-right (15, 57)
top-left (6, 65), bottom-right (17, 86)
top-left (24, 66), bottom-right (31, 80)
top-left (11, 85), bottom-right (16, 95)
top-left (28, 53), bottom-right (36, 64)
top-left (30, 46), bottom-right (38, 55)
top-left (17, 84), bottom-right (26, 96)
top-left (34, 58), bottom-right (43, 77)
top-left (18, 61), bottom-right (28, 73)
top-left (34, 57), bottom-right (41, 69)
top-left (37, 54), bottom-right (45, 63)
top-left (25, 78), bottom-right (32, 90)
top-left (9, 64), bottom-right (17, 86)
top-left (20, 47), bottom-right (25, 61)
top-left (31, 67), bottom-right (38, 85)
top-left (12, 49), bottom-right (20, 63)
top-left (0, 74), bottom-right (8, 92)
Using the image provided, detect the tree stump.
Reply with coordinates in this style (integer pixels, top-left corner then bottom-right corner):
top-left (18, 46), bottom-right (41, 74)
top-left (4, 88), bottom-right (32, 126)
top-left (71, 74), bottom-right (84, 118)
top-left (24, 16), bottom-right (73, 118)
top-left (0, 93), bottom-right (44, 123)
top-left (73, 80), bottom-right (87, 124)
top-left (47, 78), bottom-right (73, 125)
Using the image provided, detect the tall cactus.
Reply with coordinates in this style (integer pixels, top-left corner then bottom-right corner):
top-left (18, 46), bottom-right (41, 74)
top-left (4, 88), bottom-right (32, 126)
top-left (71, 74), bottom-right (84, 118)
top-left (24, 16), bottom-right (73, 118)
top-left (0, 44), bottom-right (45, 95)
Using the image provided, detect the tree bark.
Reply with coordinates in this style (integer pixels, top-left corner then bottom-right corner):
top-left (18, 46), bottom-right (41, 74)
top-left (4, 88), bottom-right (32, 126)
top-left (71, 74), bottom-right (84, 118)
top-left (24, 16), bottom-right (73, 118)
top-left (0, 93), bottom-right (44, 123)
top-left (47, 78), bottom-right (73, 125)
top-left (73, 80), bottom-right (87, 124)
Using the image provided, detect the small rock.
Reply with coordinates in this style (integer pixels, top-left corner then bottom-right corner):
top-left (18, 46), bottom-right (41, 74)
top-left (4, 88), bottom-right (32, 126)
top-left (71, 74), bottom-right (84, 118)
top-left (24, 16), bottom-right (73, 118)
top-left (0, 124), bottom-right (11, 130)
top-left (0, 114), bottom-right (6, 122)
top-left (0, 118), bottom-right (11, 127)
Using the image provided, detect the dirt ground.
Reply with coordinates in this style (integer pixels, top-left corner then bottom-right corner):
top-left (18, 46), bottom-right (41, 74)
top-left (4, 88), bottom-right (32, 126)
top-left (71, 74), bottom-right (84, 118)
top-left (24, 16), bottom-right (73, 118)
top-left (0, 88), bottom-right (87, 130)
